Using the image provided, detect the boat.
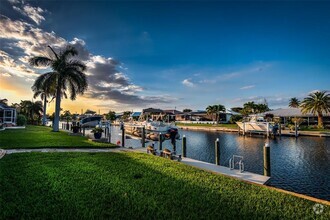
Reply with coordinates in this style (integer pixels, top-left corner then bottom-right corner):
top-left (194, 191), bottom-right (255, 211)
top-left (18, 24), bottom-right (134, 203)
top-left (236, 115), bottom-right (278, 136)
top-left (80, 116), bottom-right (103, 127)
top-left (125, 121), bottom-right (180, 141)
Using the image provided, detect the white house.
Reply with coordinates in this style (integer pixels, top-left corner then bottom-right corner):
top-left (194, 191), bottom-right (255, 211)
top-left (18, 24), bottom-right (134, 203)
top-left (0, 103), bottom-right (17, 126)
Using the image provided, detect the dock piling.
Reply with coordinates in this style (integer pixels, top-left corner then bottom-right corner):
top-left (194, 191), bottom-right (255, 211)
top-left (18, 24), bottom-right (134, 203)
top-left (263, 143), bottom-right (271, 176)
top-left (121, 127), bottom-right (125, 147)
top-left (215, 138), bottom-right (220, 165)
top-left (182, 135), bottom-right (187, 157)
top-left (159, 133), bottom-right (163, 151)
top-left (142, 127), bottom-right (145, 148)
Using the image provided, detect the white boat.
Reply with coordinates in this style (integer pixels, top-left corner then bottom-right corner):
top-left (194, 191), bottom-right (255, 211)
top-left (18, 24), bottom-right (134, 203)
top-left (80, 116), bottom-right (102, 127)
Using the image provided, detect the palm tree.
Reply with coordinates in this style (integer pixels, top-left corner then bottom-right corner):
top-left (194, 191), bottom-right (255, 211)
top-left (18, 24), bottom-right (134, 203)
top-left (300, 91), bottom-right (330, 128)
top-left (20, 100), bottom-right (43, 124)
top-left (29, 45), bottom-right (88, 131)
top-left (32, 82), bottom-right (56, 126)
top-left (206, 105), bottom-right (216, 122)
top-left (215, 104), bottom-right (226, 124)
top-left (289, 97), bottom-right (300, 108)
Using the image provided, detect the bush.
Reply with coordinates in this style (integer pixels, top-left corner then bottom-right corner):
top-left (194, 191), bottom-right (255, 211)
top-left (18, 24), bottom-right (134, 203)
top-left (229, 115), bottom-right (243, 124)
top-left (16, 115), bottom-right (27, 126)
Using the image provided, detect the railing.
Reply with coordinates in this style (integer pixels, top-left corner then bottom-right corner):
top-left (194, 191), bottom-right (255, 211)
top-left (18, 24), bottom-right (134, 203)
top-left (229, 155), bottom-right (244, 173)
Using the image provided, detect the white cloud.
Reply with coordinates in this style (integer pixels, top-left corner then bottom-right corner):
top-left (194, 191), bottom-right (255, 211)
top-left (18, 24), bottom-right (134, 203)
top-left (240, 85), bottom-right (255, 90)
top-left (12, 3), bottom-right (46, 25)
top-left (182, 79), bottom-right (194, 87)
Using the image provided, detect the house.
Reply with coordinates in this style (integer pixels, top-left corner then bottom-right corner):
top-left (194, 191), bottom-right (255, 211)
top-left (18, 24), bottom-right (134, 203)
top-left (0, 103), bottom-right (17, 126)
top-left (175, 109), bottom-right (240, 123)
top-left (130, 112), bottom-right (141, 121)
top-left (263, 108), bottom-right (330, 126)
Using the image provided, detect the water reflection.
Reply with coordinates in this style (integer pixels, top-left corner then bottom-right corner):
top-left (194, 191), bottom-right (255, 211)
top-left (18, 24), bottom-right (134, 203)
top-left (107, 126), bottom-right (329, 201)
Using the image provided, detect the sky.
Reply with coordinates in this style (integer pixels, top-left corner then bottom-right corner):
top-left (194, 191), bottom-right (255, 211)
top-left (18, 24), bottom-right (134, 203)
top-left (1, 0), bottom-right (330, 114)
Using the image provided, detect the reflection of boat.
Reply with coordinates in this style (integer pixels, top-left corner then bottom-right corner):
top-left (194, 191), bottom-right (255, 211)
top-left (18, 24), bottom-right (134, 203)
top-left (80, 116), bottom-right (102, 127)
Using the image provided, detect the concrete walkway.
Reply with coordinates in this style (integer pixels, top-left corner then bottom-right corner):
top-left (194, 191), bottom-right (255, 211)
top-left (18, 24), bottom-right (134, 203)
top-left (130, 147), bottom-right (270, 185)
top-left (1, 147), bottom-right (270, 185)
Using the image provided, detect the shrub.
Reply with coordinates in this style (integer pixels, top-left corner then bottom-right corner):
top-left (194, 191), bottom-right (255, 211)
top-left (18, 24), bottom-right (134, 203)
top-left (229, 115), bottom-right (243, 124)
top-left (91, 127), bottom-right (103, 133)
top-left (16, 115), bottom-right (27, 126)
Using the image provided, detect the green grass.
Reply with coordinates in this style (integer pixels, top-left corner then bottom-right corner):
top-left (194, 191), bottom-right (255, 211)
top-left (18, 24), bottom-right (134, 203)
top-left (0, 152), bottom-right (328, 219)
top-left (176, 122), bottom-right (238, 129)
top-left (0, 125), bottom-right (117, 149)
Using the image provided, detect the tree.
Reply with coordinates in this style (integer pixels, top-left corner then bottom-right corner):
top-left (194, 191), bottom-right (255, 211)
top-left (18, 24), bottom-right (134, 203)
top-left (231, 107), bottom-right (243, 113)
top-left (254, 104), bottom-right (270, 113)
top-left (29, 45), bottom-right (88, 131)
top-left (32, 81), bottom-right (56, 126)
top-left (19, 100), bottom-right (43, 124)
top-left (0, 99), bottom-right (8, 105)
top-left (243, 101), bottom-right (256, 114)
top-left (300, 91), bottom-right (330, 128)
top-left (122, 111), bottom-right (132, 120)
top-left (206, 105), bottom-right (217, 121)
top-left (214, 104), bottom-right (226, 123)
top-left (85, 109), bottom-right (96, 115)
top-left (182, 109), bottom-right (192, 113)
top-left (105, 110), bottom-right (116, 121)
top-left (289, 97), bottom-right (300, 108)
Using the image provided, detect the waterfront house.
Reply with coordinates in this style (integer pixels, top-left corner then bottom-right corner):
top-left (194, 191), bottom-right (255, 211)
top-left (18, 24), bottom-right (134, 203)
top-left (0, 103), bottom-right (17, 126)
top-left (264, 108), bottom-right (330, 126)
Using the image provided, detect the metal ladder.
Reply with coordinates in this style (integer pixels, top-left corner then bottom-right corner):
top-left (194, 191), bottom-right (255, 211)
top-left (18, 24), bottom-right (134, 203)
top-left (229, 155), bottom-right (244, 173)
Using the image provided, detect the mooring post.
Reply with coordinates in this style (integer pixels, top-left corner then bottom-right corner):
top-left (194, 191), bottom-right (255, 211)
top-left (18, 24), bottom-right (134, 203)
top-left (159, 133), bottom-right (163, 151)
top-left (108, 125), bottom-right (111, 143)
top-left (278, 122), bottom-right (281, 137)
top-left (182, 135), bottom-right (187, 157)
top-left (142, 126), bottom-right (146, 148)
top-left (215, 138), bottom-right (220, 165)
top-left (243, 122), bottom-right (245, 136)
top-left (266, 122), bottom-right (269, 138)
top-left (121, 126), bottom-right (125, 147)
top-left (294, 121), bottom-right (298, 138)
top-left (263, 143), bottom-right (271, 176)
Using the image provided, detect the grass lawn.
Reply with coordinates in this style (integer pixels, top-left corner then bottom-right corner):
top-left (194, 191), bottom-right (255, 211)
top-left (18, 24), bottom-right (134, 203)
top-left (176, 122), bottom-right (238, 129)
top-left (0, 152), bottom-right (328, 219)
top-left (0, 125), bottom-right (117, 149)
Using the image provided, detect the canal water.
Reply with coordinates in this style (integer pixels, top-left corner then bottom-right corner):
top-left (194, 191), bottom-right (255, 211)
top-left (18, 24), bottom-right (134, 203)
top-left (105, 126), bottom-right (330, 201)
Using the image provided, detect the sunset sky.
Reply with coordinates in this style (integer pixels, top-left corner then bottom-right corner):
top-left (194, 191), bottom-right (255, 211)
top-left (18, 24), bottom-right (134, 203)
top-left (1, 0), bottom-right (330, 114)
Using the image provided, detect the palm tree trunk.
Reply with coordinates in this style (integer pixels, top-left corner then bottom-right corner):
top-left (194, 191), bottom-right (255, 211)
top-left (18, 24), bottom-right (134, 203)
top-left (53, 87), bottom-right (61, 132)
top-left (317, 112), bottom-right (323, 128)
top-left (42, 96), bottom-right (47, 126)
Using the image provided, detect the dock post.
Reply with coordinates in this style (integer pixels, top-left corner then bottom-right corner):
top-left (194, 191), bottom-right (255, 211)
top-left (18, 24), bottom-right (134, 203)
top-left (238, 126), bottom-right (241, 135)
top-left (182, 135), bottom-right (187, 157)
top-left (294, 121), bottom-right (298, 138)
top-left (121, 127), bottom-right (125, 147)
top-left (263, 143), bottom-right (271, 176)
top-left (108, 127), bottom-right (111, 143)
top-left (266, 122), bottom-right (269, 138)
top-left (278, 123), bottom-right (281, 137)
top-left (159, 133), bottom-right (163, 151)
top-left (215, 138), bottom-right (220, 165)
top-left (142, 127), bottom-right (145, 148)
top-left (243, 123), bottom-right (245, 136)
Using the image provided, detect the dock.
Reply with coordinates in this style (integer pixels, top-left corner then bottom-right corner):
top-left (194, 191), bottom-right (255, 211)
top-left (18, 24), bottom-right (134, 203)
top-left (132, 147), bottom-right (270, 185)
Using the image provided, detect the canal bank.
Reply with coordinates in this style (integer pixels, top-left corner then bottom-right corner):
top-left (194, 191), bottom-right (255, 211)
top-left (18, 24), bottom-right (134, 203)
top-left (178, 125), bottom-right (330, 137)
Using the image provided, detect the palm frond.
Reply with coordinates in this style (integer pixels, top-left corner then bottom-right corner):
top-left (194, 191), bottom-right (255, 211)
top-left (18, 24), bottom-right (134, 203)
top-left (60, 45), bottom-right (78, 60)
top-left (29, 56), bottom-right (52, 67)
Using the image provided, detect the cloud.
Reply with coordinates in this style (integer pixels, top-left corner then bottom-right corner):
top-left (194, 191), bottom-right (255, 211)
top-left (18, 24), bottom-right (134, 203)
top-left (11, 1), bottom-right (46, 25)
top-left (0, 5), bottom-right (176, 108)
top-left (182, 79), bottom-right (194, 87)
top-left (240, 85), bottom-right (255, 90)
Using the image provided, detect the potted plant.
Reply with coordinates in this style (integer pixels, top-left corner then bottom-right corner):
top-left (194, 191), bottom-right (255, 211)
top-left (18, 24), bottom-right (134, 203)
top-left (72, 125), bottom-right (80, 134)
top-left (91, 127), bottom-right (103, 139)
